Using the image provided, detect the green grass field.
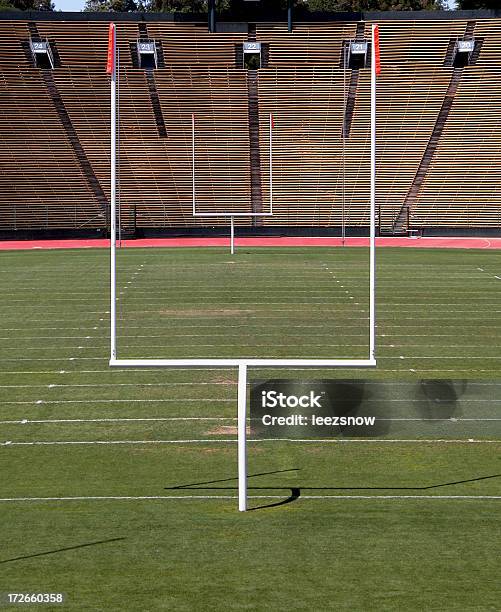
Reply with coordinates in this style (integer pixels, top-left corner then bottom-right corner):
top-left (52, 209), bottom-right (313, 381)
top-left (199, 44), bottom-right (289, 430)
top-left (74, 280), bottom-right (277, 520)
top-left (1, 246), bottom-right (501, 611)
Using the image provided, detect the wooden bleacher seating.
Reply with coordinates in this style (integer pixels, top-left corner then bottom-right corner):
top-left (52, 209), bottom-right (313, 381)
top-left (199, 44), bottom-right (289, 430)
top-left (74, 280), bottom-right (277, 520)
top-left (0, 16), bottom-right (500, 231)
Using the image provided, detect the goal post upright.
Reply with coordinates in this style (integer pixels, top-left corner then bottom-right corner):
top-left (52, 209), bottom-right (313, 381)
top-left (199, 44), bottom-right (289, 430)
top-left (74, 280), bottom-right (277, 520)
top-left (109, 22), bottom-right (117, 363)
top-left (370, 23), bottom-right (378, 362)
top-left (230, 215), bottom-right (235, 255)
top-left (109, 26), bottom-right (379, 512)
top-left (237, 363), bottom-right (248, 511)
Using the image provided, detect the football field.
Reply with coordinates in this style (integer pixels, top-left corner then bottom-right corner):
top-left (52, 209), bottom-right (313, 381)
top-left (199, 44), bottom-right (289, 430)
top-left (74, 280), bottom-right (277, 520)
top-left (1, 246), bottom-right (501, 610)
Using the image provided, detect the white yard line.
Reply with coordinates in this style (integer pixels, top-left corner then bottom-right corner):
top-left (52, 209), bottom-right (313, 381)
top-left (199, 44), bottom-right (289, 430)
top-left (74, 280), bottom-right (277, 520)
top-left (1, 439), bottom-right (499, 447)
top-left (0, 382), bottom-right (235, 389)
top-left (3, 398), bottom-right (501, 406)
top-left (2, 399), bottom-right (233, 405)
top-left (1, 417), bottom-right (500, 425)
top-left (0, 495), bottom-right (499, 503)
top-left (0, 417), bottom-right (237, 424)
top-left (0, 357), bottom-right (105, 362)
top-left (0, 368), bottom-right (236, 374)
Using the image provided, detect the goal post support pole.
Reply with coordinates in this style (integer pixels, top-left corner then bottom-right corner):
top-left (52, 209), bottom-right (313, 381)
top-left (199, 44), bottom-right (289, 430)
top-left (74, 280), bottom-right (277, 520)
top-left (270, 113), bottom-right (273, 214)
top-left (192, 113), bottom-right (196, 217)
top-left (230, 215), bottom-right (235, 255)
top-left (237, 363), bottom-right (248, 511)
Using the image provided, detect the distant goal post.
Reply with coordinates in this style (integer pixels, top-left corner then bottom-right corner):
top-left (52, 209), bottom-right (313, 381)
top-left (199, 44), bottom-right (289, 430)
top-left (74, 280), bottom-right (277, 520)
top-left (191, 111), bottom-right (274, 253)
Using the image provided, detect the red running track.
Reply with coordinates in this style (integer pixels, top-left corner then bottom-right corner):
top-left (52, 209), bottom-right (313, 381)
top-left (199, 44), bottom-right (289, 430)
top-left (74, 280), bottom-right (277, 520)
top-left (1, 236), bottom-right (501, 251)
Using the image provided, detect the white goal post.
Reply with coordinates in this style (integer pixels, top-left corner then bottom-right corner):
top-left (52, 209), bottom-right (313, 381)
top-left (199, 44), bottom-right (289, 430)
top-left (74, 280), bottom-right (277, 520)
top-left (191, 112), bottom-right (274, 254)
top-left (108, 24), bottom-right (379, 512)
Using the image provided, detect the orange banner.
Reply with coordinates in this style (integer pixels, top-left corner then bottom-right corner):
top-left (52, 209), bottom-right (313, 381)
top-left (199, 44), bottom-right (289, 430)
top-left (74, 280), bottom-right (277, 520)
top-left (106, 23), bottom-right (115, 75)
top-left (374, 25), bottom-right (381, 76)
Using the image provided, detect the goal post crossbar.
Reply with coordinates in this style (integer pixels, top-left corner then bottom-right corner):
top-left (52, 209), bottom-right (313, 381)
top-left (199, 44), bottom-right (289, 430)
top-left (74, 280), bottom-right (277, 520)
top-left (110, 359), bottom-right (377, 368)
top-left (108, 24), bottom-right (379, 513)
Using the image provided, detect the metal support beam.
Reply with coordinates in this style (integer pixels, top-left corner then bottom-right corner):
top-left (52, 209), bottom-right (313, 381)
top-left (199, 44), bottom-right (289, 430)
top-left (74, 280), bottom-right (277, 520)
top-left (287, 0), bottom-right (293, 33)
top-left (208, 0), bottom-right (216, 33)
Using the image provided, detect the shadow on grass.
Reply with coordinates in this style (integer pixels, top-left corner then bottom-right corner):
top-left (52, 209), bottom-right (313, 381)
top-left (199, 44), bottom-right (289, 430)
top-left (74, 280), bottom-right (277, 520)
top-left (248, 487), bottom-right (301, 511)
top-left (165, 473), bottom-right (501, 510)
top-left (0, 537), bottom-right (126, 564)
top-left (168, 468), bottom-right (302, 511)
top-left (169, 468), bottom-right (301, 490)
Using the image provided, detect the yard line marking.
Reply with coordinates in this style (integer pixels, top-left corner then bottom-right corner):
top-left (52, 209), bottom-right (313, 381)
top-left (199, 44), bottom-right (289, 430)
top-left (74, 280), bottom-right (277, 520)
top-left (1, 440), bottom-right (237, 446)
top-left (0, 357), bottom-right (105, 362)
top-left (0, 417), bottom-right (237, 424)
top-left (0, 331), bottom-right (370, 341)
top-left (2, 373), bottom-right (501, 382)
top-left (0, 495), bottom-right (238, 501)
top-left (385, 356), bottom-right (501, 360)
top-left (0, 495), bottom-right (500, 503)
top-left (4, 399), bottom-right (501, 406)
top-left (2, 399), bottom-right (233, 405)
top-left (0, 382), bottom-right (236, 389)
top-left (292, 495), bottom-right (501, 500)
top-left (1, 417), bottom-right (500, 426)
top-left (0, 368), bottom-right (236, 374)
top-left (1, 439), bottom-right (500, 447)
top-left (0, 368), bottom-right (236, 375)
top-left (379, 417), bottom-right (501, 421)
top-left (0, 342), bottom-right (370, 351)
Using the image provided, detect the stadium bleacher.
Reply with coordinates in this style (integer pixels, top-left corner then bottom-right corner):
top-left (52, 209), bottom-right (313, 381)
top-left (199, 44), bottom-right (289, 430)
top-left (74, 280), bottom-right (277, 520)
top-left (0, 12), bottom-right (500, 234)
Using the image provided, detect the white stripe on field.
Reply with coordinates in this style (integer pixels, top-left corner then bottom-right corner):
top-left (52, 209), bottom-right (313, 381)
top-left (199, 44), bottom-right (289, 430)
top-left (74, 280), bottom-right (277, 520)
top-left (1, 417), bottom-right (500, 426)
top-left (5, 356), bottom-right (501, 364)
top-left (0, 332), bottom-right (366, 341)
top-left (0, 357), bottom-right (105, 362)
top-left (0, 495), bottom-right (499, 503)
top-left (3, 399), bottom-right (233, 405)
top-left (379, 417), bottom-right (501, 421)
top-left (0, 368), bottom-right (500, 376)
top-left (0, 382), bottom-right (235, 389)
top-left (0, 368), bottom-right (235, 374)
top-left (9, 417), bottom-right (501, 424)
top-left (0, 417), bottom-right (236, 424)
top-left (4, 399), bottom-right (501, 406)
top-left (1, 438), bottom-right (500, 447)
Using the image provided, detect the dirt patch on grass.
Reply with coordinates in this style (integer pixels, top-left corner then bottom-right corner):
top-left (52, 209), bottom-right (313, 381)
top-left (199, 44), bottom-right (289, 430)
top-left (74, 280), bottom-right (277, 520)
top-left (212, 376), bottom-right (237, 385)
top-left (206, 425), bottom-right (251, 436)
top-left (201, 447), bottom-right (234, 454)
top-left (158, 309), bottom-right (254, 317)
top-left (305, 447), bottom-right (324, 454)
